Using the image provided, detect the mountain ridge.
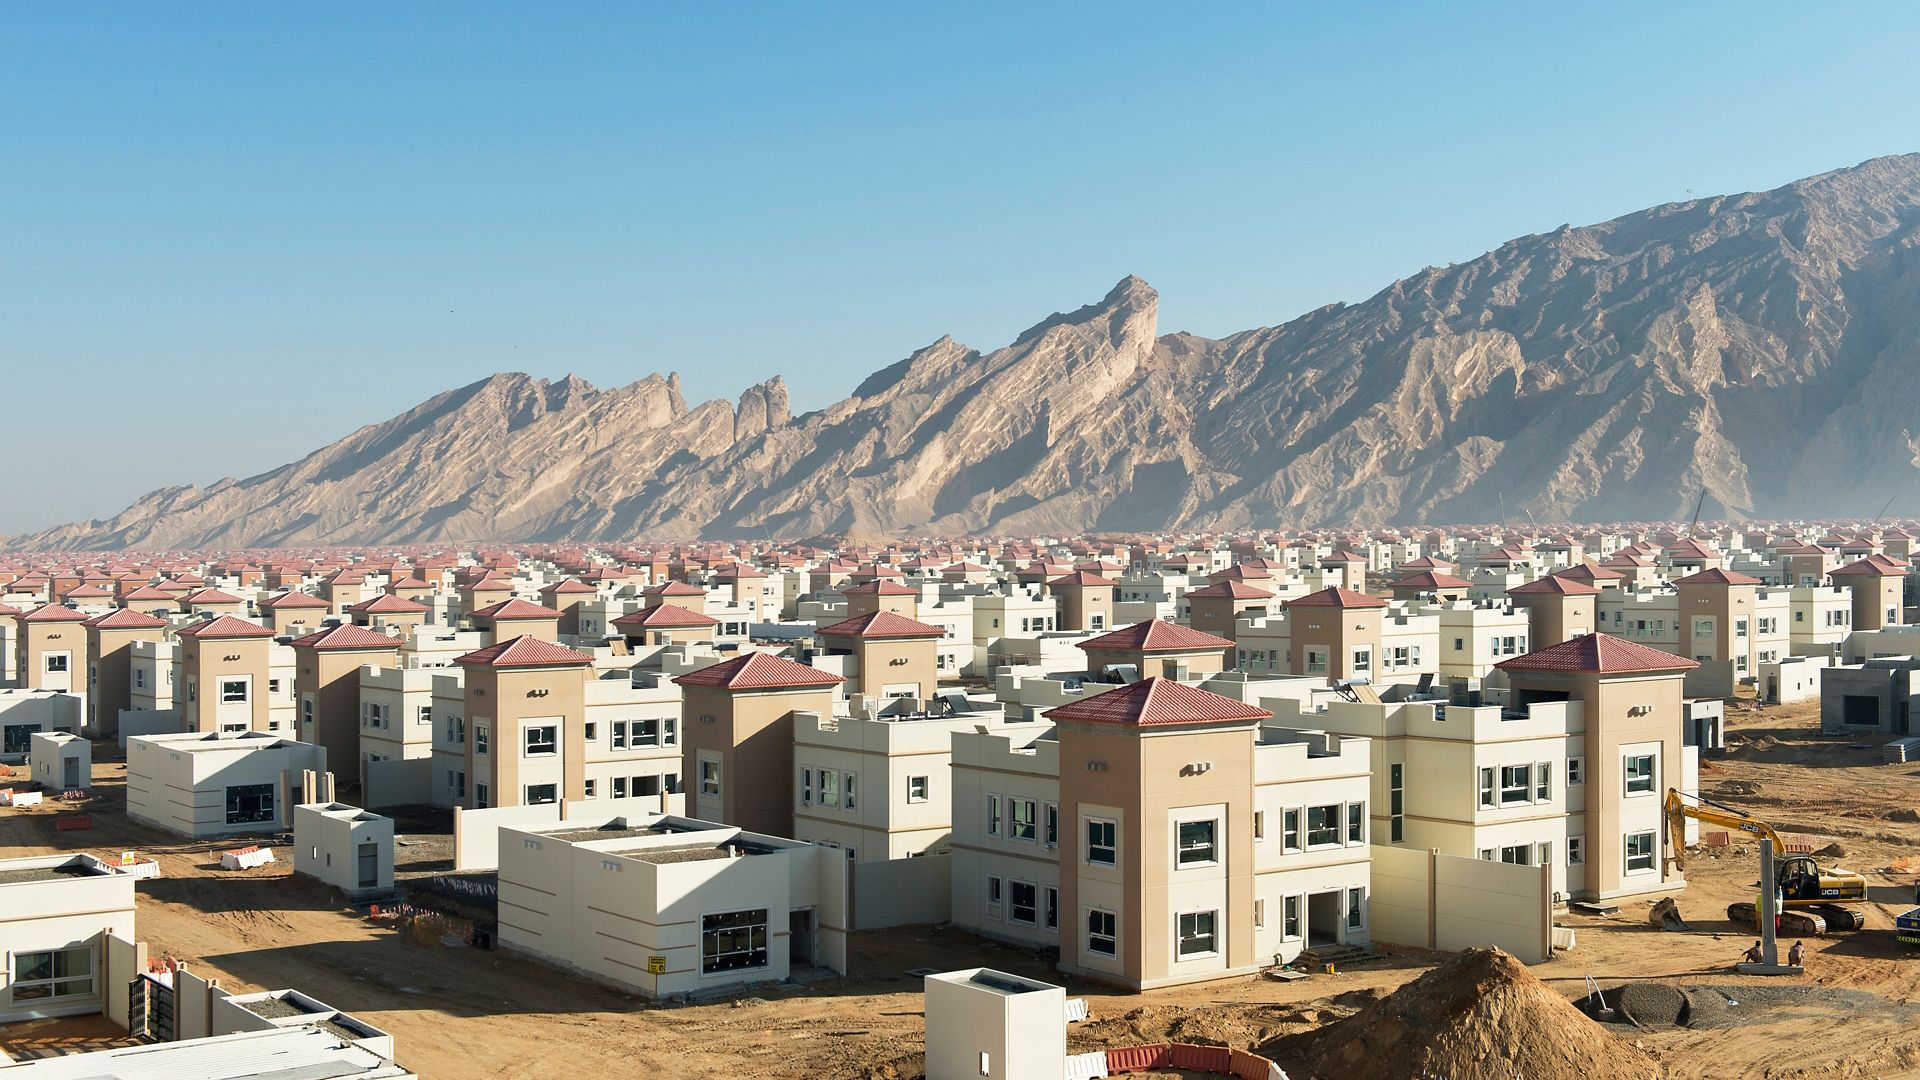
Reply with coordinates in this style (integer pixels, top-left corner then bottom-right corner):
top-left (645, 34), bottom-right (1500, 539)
top-left (18, 153), bottom-right (1920, 549)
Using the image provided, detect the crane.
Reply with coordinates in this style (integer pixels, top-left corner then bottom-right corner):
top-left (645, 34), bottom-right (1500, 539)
top-left (1664, 789), bottom-right (1867, 939)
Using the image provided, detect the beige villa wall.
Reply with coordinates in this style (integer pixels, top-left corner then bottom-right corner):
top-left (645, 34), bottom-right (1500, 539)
top-left (1367, 844), bottom-right (1551, 963)
top-left (850, 852), bottom-right (951, 930)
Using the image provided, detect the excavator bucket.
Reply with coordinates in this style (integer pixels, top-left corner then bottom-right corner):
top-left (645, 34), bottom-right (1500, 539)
top-left (1649, 896), bottom-right (1690, 931)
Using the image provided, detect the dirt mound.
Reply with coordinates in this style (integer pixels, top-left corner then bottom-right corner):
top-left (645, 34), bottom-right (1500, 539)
top-left (1718, 780), bottom-right (1765, 796)
top-left (1885, 808), bottom-right (1920, 823)
top-left (1288, 947), bottom-right (1662, 1080)
top-left (1814, 841), bottom-right (1848, 858)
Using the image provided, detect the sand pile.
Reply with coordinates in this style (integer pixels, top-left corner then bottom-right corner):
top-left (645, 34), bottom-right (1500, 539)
top-left (1290, 947), bottom-right (1663, 1080)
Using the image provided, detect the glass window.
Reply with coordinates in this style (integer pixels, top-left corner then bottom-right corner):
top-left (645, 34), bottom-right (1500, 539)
top-left (1567, 757), bottom-right (1584, 785)
top-left (474, 724), bottom-right (489, 754)
top-left (1306, 805), bottom-right (1339, 847)
top-left (524, 725), bottom-right (558, 756)
top-left (612, 776), bottom-right (628, 799)
top-left (1176, 911), bottom-right (1217, 958)
top-left (1500, 764), bottom-right (1530, 804)
top-left (1087, 909), bottom-right (1117, 956)
top-left (1535, 762), bottom-right (1551, 802)
top-left (1625, 830), bottom-right (1655, 872)
top-left (1085, 818), bottom-right (1117, 866)
top-left (11, 947), bottom-right (93, 1002)
top-left (1346, 802), bottom-right (1364, 844)
top-left (1347, 889), bottom-right (1364, 930)
top-left (1177, 820), bottom-right (1217, 865)
top-left (908, 775), bottom-right (929, 803)
top-left (1283, 808), bottom-right (1300, 851)
top-left (1044, 887), bottom-right (1059, 930)
top-left (1009, 880), bottom-right (1037, 925)
top-left (800, 768), bottom-right (813, 806)
top-left (845, 773), bottom-right (857, 811)
top-left (1044, 802), bottom-right (1059, 847)
top-left (1568, 836), bottom-right (1585, 865)
top-left (986, 793), bottom-right (1001, 836)
top-left (701, 909), bottom-right (769, 974)
top-left (1010, 798), bottom-right (1037, 841)
top-left (1478, 767), bottom-right (1495, 808)
top-left (220, 679), bottom-right (248, 703)
top-left (819, 769), bottom-right (840, 807)
top-left (700, 759), bottom-right (720, 796)
top-left (1625, 754), bottom-right (1655, 794)
top-left (525, 783), bottom-right (557, 805)
top-left (611, 721), bottom-right (628, 750)
top-left (1283, 895), bottom-right (1300, 939)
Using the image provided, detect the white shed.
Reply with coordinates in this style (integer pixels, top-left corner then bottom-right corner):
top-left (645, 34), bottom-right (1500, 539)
top-left (28, 731), bottom-right (89, 792)
top-left (923, 968), bottom-right (1066, 1080)
top-left (293, 803), bottom-right (394, 899)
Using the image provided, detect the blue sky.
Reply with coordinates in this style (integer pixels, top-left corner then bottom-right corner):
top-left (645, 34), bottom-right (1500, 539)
top-left (4, 3), bottom-right (1918, 533)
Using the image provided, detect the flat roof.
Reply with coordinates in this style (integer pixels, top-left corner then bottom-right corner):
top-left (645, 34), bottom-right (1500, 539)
top-left (0, 854), bottom-right (117, 885)
top-left (0, 1024), bottom-right (412, 1078)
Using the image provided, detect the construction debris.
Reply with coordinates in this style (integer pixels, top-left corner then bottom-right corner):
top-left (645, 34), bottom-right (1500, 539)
top-left (1649, 896), bottom-right (1690, 931)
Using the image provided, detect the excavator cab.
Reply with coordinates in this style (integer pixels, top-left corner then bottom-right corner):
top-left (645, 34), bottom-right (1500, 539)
top-left (1776, 854), bottom-right (1866, 904)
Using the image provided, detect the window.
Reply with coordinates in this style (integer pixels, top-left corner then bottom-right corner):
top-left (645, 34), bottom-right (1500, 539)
top-left (1625, 830), bottom-right (1656, 873)
top-left (1347, 889), bottom-right (1364, 930)
top-left (1044, 802), bottom-right (1059, 847)
top-left (1009, 880), bottom-right (1037, 925)
top-left (986, 793), bottom-right (1002, 836)
top-left (1305, 648), bottom-right (1329, 674)
top-left (1568, 836), bottom-right (1586, 865)
top-left (700, 759), bottom-right (721, 796)
top-left (525, 783), bottom-right (557, 805)
top-left (1346, 802), bottom-right (1365, 844)
top-left (1010, 798), bottom-right (1037, 841)
top-left (819, 769), bottom-right (840, 807)
top-left (1253, 810), bottom-right (1265, 841)
top-left (637, 775), bottom-right (661, 796)
top-left (583, 779), bottom-right (596, 798)
top-left (1254, 898), bottom-right (1266, 928)
top-left (1283, 895), bottom-right (1300, 940)
top-left (908, 775), bottom-right (929, 803)
top-left (524, 725), bottom-right (558, 757)
top-left (986, 876), bottom-right (1003, 916)
top-left (1085, 818), bottom-right (1117, 866)
top-left (1500, 844), bottom-right (1531, 864)
top-left (1176, 911), bottom-right (1217, 958)
top-left (1567, 757), bottom-right (1584, 785)
top-left (220, 679), bottom-right (248, 704)
top-left (800, 768), bottom-right (813, 806)
top-left (1389, 763), bottom-right (1405, 843)
top-left (11, 947), bottom-right (92, 1002)
top-left (475, 783), bottom-right (489, 808)
top-left (1478, 767), bottom-right (1495, 808)
top-left (1535, 762), bottom-right (1551, 802)
top-left (612, 776), bottom-right (628, 799)
top-left (134, 669), bottom-right (146, 689)
top-left (1351, 647), bottom-right (1371, 673)
top-left (611, 721), bottom-right (628, 750)
top-left (701, 909), bottom-right (769, 974)
top-left (1624, 754), bottom-right (1655, 795)
top-left (225, 783), bottom-right (275, 825)
top-left (1283, 808), bottom-right (1300, 852)
top-left (474, 724), bottom-right (489, 755)
top-left (1500, 764), bottom-right (1530, 805)
top-left (583, 722), bottom-right (597, 742)
top-left (1044, 887), bottom-right (1059, 930)
top-left (1086, 909), bottom-right (1118, 956)
top-left (1177, 820), bottom-right (1217, 866)
top-left (44, 653), bottom-right (69, 673)
top-left (1306, 805), bottom-right (1339, 847)
top-left (845, 773), bottom-right (857, 811)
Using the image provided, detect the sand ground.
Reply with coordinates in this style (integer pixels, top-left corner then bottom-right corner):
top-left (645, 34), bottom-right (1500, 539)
top-left (3, 697), bottom-right (1919, 1079)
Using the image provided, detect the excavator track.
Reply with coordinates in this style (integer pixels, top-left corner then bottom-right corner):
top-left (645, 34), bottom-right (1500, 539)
top-left (1811, 904), bottom-right (1867, 931)
top-left (1728, 902), bottom-right (1828, 936)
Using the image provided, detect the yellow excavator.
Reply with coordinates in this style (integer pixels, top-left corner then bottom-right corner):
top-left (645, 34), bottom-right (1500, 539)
top-left (1664, 789), bottom-right (1868, 934)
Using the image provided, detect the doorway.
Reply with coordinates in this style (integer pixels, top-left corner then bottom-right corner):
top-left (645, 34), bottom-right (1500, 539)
top-left (789, 909), bottom-right (815, 965)
top-left (1307, 891), bottom-right (1342, 947)
top-left (62, 757), bottom-right (79, 789)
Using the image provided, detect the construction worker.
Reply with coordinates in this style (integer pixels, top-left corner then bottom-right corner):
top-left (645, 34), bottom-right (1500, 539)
top-left (1742, 940), bottom-right (1763, 965)
top-left (1788, 940), bottom-right (1805, 968)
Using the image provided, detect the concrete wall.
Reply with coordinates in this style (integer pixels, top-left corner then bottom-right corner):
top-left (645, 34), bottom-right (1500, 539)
top-left (453, 793), bottom-right (685, 871)
top-left (103, 932), bottom-right (145, 1031)
top-left (851, 852), bottom-right (951, 930)
top-left (363, 756), bottom-right (433, 809)
top-left (28, 732), bottom-right (89, 791)
top-left (1366, 844), bottom-right (1552, 963)
top-left (117, 707), bottom-right (186, 748)
top-left (0, 691), bottom-right (82, 764)
top-left (924, 969), bottom-right (1066, 1080)
top-left (125, 733), bottom-right (328, 838)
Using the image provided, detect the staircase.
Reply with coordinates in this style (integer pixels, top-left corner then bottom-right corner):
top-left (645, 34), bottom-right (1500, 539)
top-left (1300, 942), bottom-right (1373, 968)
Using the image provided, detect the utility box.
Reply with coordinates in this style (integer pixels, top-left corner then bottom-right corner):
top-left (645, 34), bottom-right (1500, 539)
top-left (29, 731), bottom-right (90, 791)
top-left (293, 802), bottom-right (394, 899)
top-left (923, 968), bottom-right (1065, 1080)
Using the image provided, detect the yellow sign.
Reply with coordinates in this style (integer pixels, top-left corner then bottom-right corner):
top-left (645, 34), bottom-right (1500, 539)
top-left (646, 955), bottom-right (666, 975)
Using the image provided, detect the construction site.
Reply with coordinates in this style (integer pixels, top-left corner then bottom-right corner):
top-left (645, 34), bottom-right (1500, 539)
top-left (0, 693), bottom-right (1915, 1079)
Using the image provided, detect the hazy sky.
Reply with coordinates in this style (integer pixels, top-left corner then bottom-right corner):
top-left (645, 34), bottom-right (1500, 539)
top-left (5, 4), bottom-right (1919, 534)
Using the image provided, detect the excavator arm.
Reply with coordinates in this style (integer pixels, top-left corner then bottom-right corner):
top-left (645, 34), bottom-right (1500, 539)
top-left (1664, 789), bottom-right (1783, 870)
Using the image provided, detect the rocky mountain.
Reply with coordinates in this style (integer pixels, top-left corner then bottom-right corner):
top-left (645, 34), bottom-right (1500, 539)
top-left (20, 153), bottom-right (1920, 549)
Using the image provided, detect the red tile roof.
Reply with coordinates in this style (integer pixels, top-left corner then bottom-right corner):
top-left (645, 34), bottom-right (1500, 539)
top-left (454, 635), bottom-right (594, 668)
top-left (469, 598), bottom-right (563, 621)
top-left (1672, 567), bottom-right (1762, 587)
top-left (1078, 620), bottom-right (1234, 653)
top-left (348, 593), bottom-right (429, 614)
top-left (290, 624), bottom-right (403, 651)
top-left (1494, 633), bottom-right (1699, 676)
top-left (539, 578), bottom-right (599, 595)
top-left (84, 608), bottom-right (170, 630)
top-left (17, 603), bottom-right (91, 623)
top-left (643, 581), bottom-right (707, 597)
top-left (1508, 576), bottom-right (1600, 596)
top-left (712, 561), bottom-right (767, 579)
top-left (1043, 677), bottom-right (1271, 729)
top-left (1284, 586), bottom-right (1388, 610)
top-left (1389, 571), bottom-right (1471, 590)
top-left (175, 614), bottom-right (275, 639)
top-left (1830, 554), bottom-right (1911, 578)
top-left (1552, 562), bottom-right (1623, 583)
top-left (1047, 571), bottom-right (1119, 588)
top-left (1186, 580), bottom-right (1276, 600)
top-left (817, 611), bottom-right (946, 639)
top-left (673, 651), bottom-right (844, 690)
top-left (612, 603), bottom-right (720, 629)
top-left (121, 585), bottom-right (180, 602)
top-left (183, 588), bottom-right (245, 605)
top-left (263, 591), bottom-right (331, 609)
